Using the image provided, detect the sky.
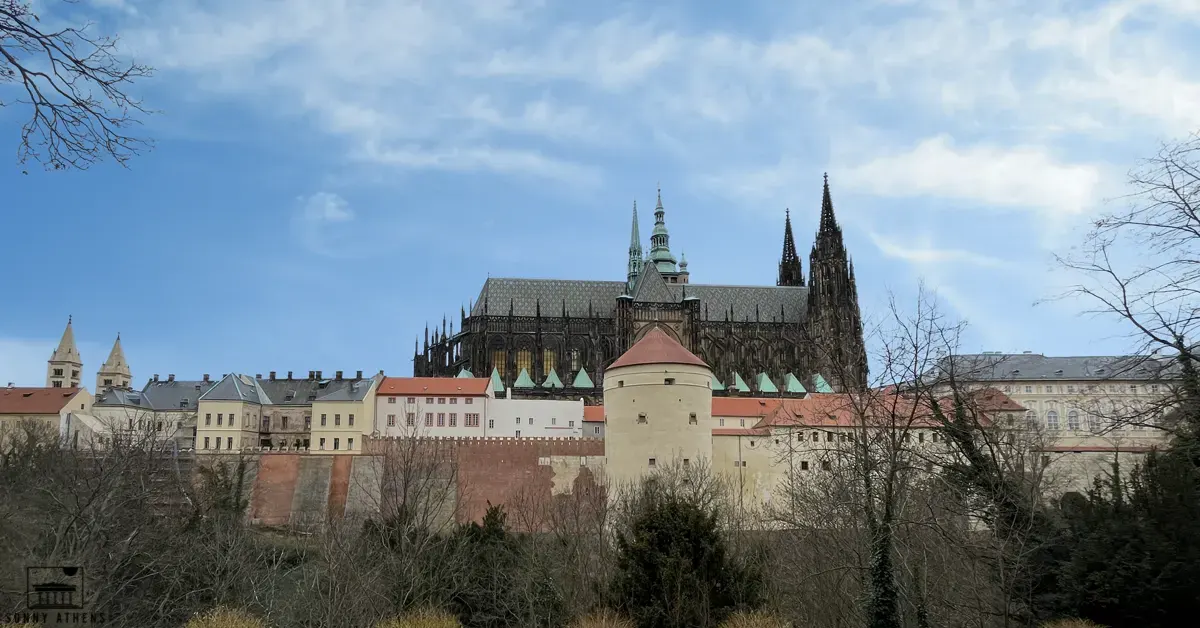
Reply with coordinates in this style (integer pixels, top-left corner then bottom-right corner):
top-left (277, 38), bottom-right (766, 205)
top-left (1, 0), bottom-right (1198, 387)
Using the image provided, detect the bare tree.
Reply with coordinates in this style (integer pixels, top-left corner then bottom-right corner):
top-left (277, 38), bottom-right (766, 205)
top-left (1, 0), bottom-right (152, 171)
top-left (1056, 133), bottom-right (1200, 436)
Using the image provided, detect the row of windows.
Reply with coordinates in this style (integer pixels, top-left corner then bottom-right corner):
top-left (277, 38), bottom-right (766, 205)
top-left (318, 413), bottom-right (354, 427)
top-left (1004, 383), bottom-right (1160, 395)
top-left (1023, 410), bottom-right (1144, 431)
top-left (386, 396), bottom-right (475, 405)
top-left (205, 412), bottom-right (254, 427)
top-left (201, 436), bottom-right (356, 451)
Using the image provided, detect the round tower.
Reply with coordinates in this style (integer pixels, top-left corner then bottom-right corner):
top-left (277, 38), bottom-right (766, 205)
top-left (603, 326), bottom-right (713, 489)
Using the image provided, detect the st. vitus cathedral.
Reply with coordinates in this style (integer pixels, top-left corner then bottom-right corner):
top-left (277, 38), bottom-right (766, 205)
top-left (414, 175), bottom-right (867, 400)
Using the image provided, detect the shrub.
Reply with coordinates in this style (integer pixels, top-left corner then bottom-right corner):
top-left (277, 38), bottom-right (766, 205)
top-left (376, 608), bottom-right (462, 628)
top-left (718, 611), bottom-right (790, 628)
top-left (570, 609), bottom-right (636, 628)
top-left (184, 607), bottom-right (267, 628)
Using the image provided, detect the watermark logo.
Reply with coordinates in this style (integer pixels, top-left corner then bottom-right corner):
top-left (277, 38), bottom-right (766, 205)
top-left (26, 566), bottom-right (83, 610)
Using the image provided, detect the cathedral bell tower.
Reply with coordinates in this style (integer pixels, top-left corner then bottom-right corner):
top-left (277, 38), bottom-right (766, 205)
top-left (806, 174), bottom-right (868, 390)
top-left (96, 333), bottom-right (132, 392)
top-left (47, 316), bottom-right (82, 389)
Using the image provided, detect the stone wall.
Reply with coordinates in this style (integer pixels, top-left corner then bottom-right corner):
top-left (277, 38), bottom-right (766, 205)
top-left (214, 437), bottom-right (605, 530)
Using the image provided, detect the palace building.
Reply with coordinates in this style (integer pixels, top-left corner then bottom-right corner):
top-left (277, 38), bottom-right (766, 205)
top-left (413, 175), bottom-right (868, 399)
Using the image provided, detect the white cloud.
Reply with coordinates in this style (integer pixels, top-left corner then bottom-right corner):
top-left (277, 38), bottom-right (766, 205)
top-left (869, 232), bottom-right (1005, 268)
top-left (841, 135), bottom-right (1105, 216)
top-left (292, 192), bottom-right (360, 258)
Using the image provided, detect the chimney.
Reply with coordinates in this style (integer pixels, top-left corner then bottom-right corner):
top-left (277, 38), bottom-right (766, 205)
top-left (336, 370), bottom-right (343, 380)
top-left (316, 370), bottom-right (323, 380)
top-left (287, 371), bottom-right (293, 380)
top-left (269, 371), bottom-right (276, 380)
top-left (153, 374), bottom-right (159, 382)
top-left (168, 374), bottom-right (175, 382)
top-left (356, 370), bottom-right (363, 379)
top-left (255, 373), bottom-right (262, 379)
top-left (308, 370), bottom-right (315, 380)
top-left (203, 374), bottom-right (210, 382)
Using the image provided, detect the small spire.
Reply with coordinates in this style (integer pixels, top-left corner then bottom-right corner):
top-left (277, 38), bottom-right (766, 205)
top-left (656, 183), bottom-right (663, 210)
top-left (819, 172), bottom-right (838, 233)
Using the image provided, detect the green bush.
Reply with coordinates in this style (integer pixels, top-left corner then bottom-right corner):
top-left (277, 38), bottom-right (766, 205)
top-left (184, 607), bottom-right (267, 628)
top-left (376, 608), bottom-right (462, 628)
top-left (718, 611), bottom-right (790, 627)
top-left (570, 609), bottom-right (636, 628)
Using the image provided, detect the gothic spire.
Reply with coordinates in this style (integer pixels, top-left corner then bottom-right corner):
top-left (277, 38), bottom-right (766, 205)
top-left (50, 316), bottom-right (81, 364)
top-left (46, 315), bottom-right (82, 388)
top-left (627, 200), bottom-right (644, 291)
top-left (819, 172), bottom-right (839, 234)
top-left (777, 208), bottom-right (804, 287)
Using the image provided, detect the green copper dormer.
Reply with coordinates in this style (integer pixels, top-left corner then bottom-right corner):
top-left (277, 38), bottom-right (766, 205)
top-left (573, 368), bottom-right (594, 388)
top-left (490, 367), bottom-right (505, 393)
top-left (756, 372), bottom-right (778, 393)
top-left (543, 369), bottom-right (564, 388)
top-left (456, 367), bottom-right (473, 378)
top-left (731, 372), bottom-right (749, 392)
top-left (783, 372), bottom-right (807, 394)
top-left (813, 373), bottom-right (834, 393)
top-left (513, 368), bottom-right (536, 388)
top-left (648, 186), bottom-right (678, 273)
top-left (711, 374), bottom-right (725, 391)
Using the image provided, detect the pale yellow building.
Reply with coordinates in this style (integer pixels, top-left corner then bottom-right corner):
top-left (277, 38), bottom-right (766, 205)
top-left (46, 317), bottom-right (82, 389)
top-left (309, 372), bottom-right (382, 454)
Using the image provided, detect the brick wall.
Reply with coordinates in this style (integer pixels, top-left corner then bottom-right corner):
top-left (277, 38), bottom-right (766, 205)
top-left (233, 437), bottom-right (606, 530)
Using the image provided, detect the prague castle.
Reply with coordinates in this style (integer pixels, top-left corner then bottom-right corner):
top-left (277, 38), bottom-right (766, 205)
top-left (413, 176), bottom-right (868, 398)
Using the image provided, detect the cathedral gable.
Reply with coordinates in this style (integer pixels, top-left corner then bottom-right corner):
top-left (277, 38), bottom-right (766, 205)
top-left (631, 265), bottom-right (675, 303)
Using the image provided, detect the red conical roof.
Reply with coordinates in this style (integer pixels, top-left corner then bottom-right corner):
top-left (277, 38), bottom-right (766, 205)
top-left (609, 327), bottom-right (709, 370)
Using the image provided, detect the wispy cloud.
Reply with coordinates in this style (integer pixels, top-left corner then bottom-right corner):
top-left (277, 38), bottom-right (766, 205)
top-left (291, 192), bottom-right (360, 259)
top-left (869, 232), bottom-right (1005, 268)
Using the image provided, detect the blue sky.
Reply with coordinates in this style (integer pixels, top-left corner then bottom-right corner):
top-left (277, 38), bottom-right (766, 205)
top-left (2, 0), bottom-right (1197, 387)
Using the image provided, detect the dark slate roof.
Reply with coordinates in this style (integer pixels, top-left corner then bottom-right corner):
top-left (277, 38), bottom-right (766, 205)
top-left (95, 379), bottom-right (216, 411)
top-left (944, 353), bottom-right (1180, 381)
top-left (257, 375), bottom-right (378, 404)
top-left (470, 277), bottom-right (808, 322)
top-left (632, 266), bottom-right (676, 303)
top-left (200, 374), bottom-right (269, 403)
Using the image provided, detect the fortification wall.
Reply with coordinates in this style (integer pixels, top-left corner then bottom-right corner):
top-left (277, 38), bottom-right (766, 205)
top-left (207, 437), bottom-right (605, 530)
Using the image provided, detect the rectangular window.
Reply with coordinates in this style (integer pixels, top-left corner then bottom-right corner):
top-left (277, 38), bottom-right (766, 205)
top-left (333, 438), bottom-right (340, 450)
top-left (438, 397), bottom-right (446, 404)
top-left (335, 414), bottom-right (341, 426)
top-left (1151, 384), bottom-right (1160, 393)
top-left (205, 413), bottom-right (212, 425)
top-left (348, 414), bottom-right (355, 427)
top-left (569, 420), bottom-right (575, 427)
top-left (516, 417), bottom-right (522, 425)
top-left (406, 413), bottom-right (415, 427)
top-left (215, 438), bottom-right (220, 450)
top-left (826, 432), bottom-right (834, 442)
top-left (388, 397), bottom-right (396, 404)
top-left (1067, 385), bottom-right (1076, 393)
top-left (425, 413), bottom-right (434, 427)
top-left (204, 437), bottom-right (210, 449)
top-left (321, 414), bottom-right (327, 426)
top-left (449, 413), bottom-right (457, 427)
top-left (387, 414), bottom-right (396, 427)
top-left (226, 437), bottom-right (232, 449)
top-left (801, 461), bottom-right (809, 470)
top-left (437, 413), bottom-right (445, 427)
top-left (529, 417), bottom-right (535, 425)
top-left (515, 430), bottom-right (521, 437)
top-left (262, 416), bottom-right (270, 429)
top-left (217, 413), bottom-right (223, 426)
top-left (348, 438), bottom-right (354, 450)
top-left (918, 432), bottom-right (925, 443)
top-left (648, 458), bottom-right (656, 468)
top-left (664, 378), bottom-right (675, 385)
top-left (637, 413), bottom-right (647, 424)
top-left (1130, 385), bottom-right (1137, 393)
top-left (689, 413), bottom-right (697, 425)
top-left (552, 417), bottom-right (557, 425)
top-left (740, 418), bottom-right (746, 427)
top-left (450, 398), bottom-right (457, 405)
top-left (426, 397), bottom-right (434, 404)
top-left (407, 397), bottom-right (416, 404)
top-left (1025, 386), bottom-right (1033, 393)
top-left (283, 417), bottom-right (290, 429)
top-left (319, 437), bottom-right (326, 450)
top-left (305, 415), bottom-right (312, 429)
top-left (465, 398), bottom-right (473, 405)
top-left (1045, 385), bottom-right (1054, 393)
top-left (719, 418), bottom-right (725, 426)
top-left (594, 426), bottom-right (600, 434)
top-left (488, 418), bottom-right (495, 429)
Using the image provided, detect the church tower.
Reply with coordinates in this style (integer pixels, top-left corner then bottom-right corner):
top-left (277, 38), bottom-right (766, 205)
top-left (777, 208), bottom-right (804, 287)
top-left (648, 187), bottom-right (678, 274)
top-left (627, 200), bottom-right (644, 292)
top-left (47, 316), bottom-right (82, 389)
top-left (96, 334), bottom-right (132, 392)
top-left (806, 175), bottom-right (868, 390)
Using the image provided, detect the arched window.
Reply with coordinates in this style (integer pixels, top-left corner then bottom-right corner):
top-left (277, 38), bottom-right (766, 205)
top-left (1046, 410), bottom-right (1060, 430)
top-left (1067, 410), bottom-right (1080, 431)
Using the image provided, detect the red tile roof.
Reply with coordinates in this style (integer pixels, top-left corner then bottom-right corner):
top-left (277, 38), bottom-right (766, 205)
top-left (0, 387), bottom-right (80, 415)
top-left (376, 377), bottom-right (490, 396)
top-left (608, 327), bottom-right (708, 370)
top-left (583, 406), bottom-right (605, 423)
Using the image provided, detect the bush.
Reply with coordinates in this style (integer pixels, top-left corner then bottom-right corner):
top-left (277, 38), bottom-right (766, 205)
top-left (376, 608), bottom-right (462, 628)
top-left (184, 607), bottom-right (267, 628)
top-left (570, 609), bottom-right (636, 628)
top-left (718, 611), bottom-right (790, 628)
